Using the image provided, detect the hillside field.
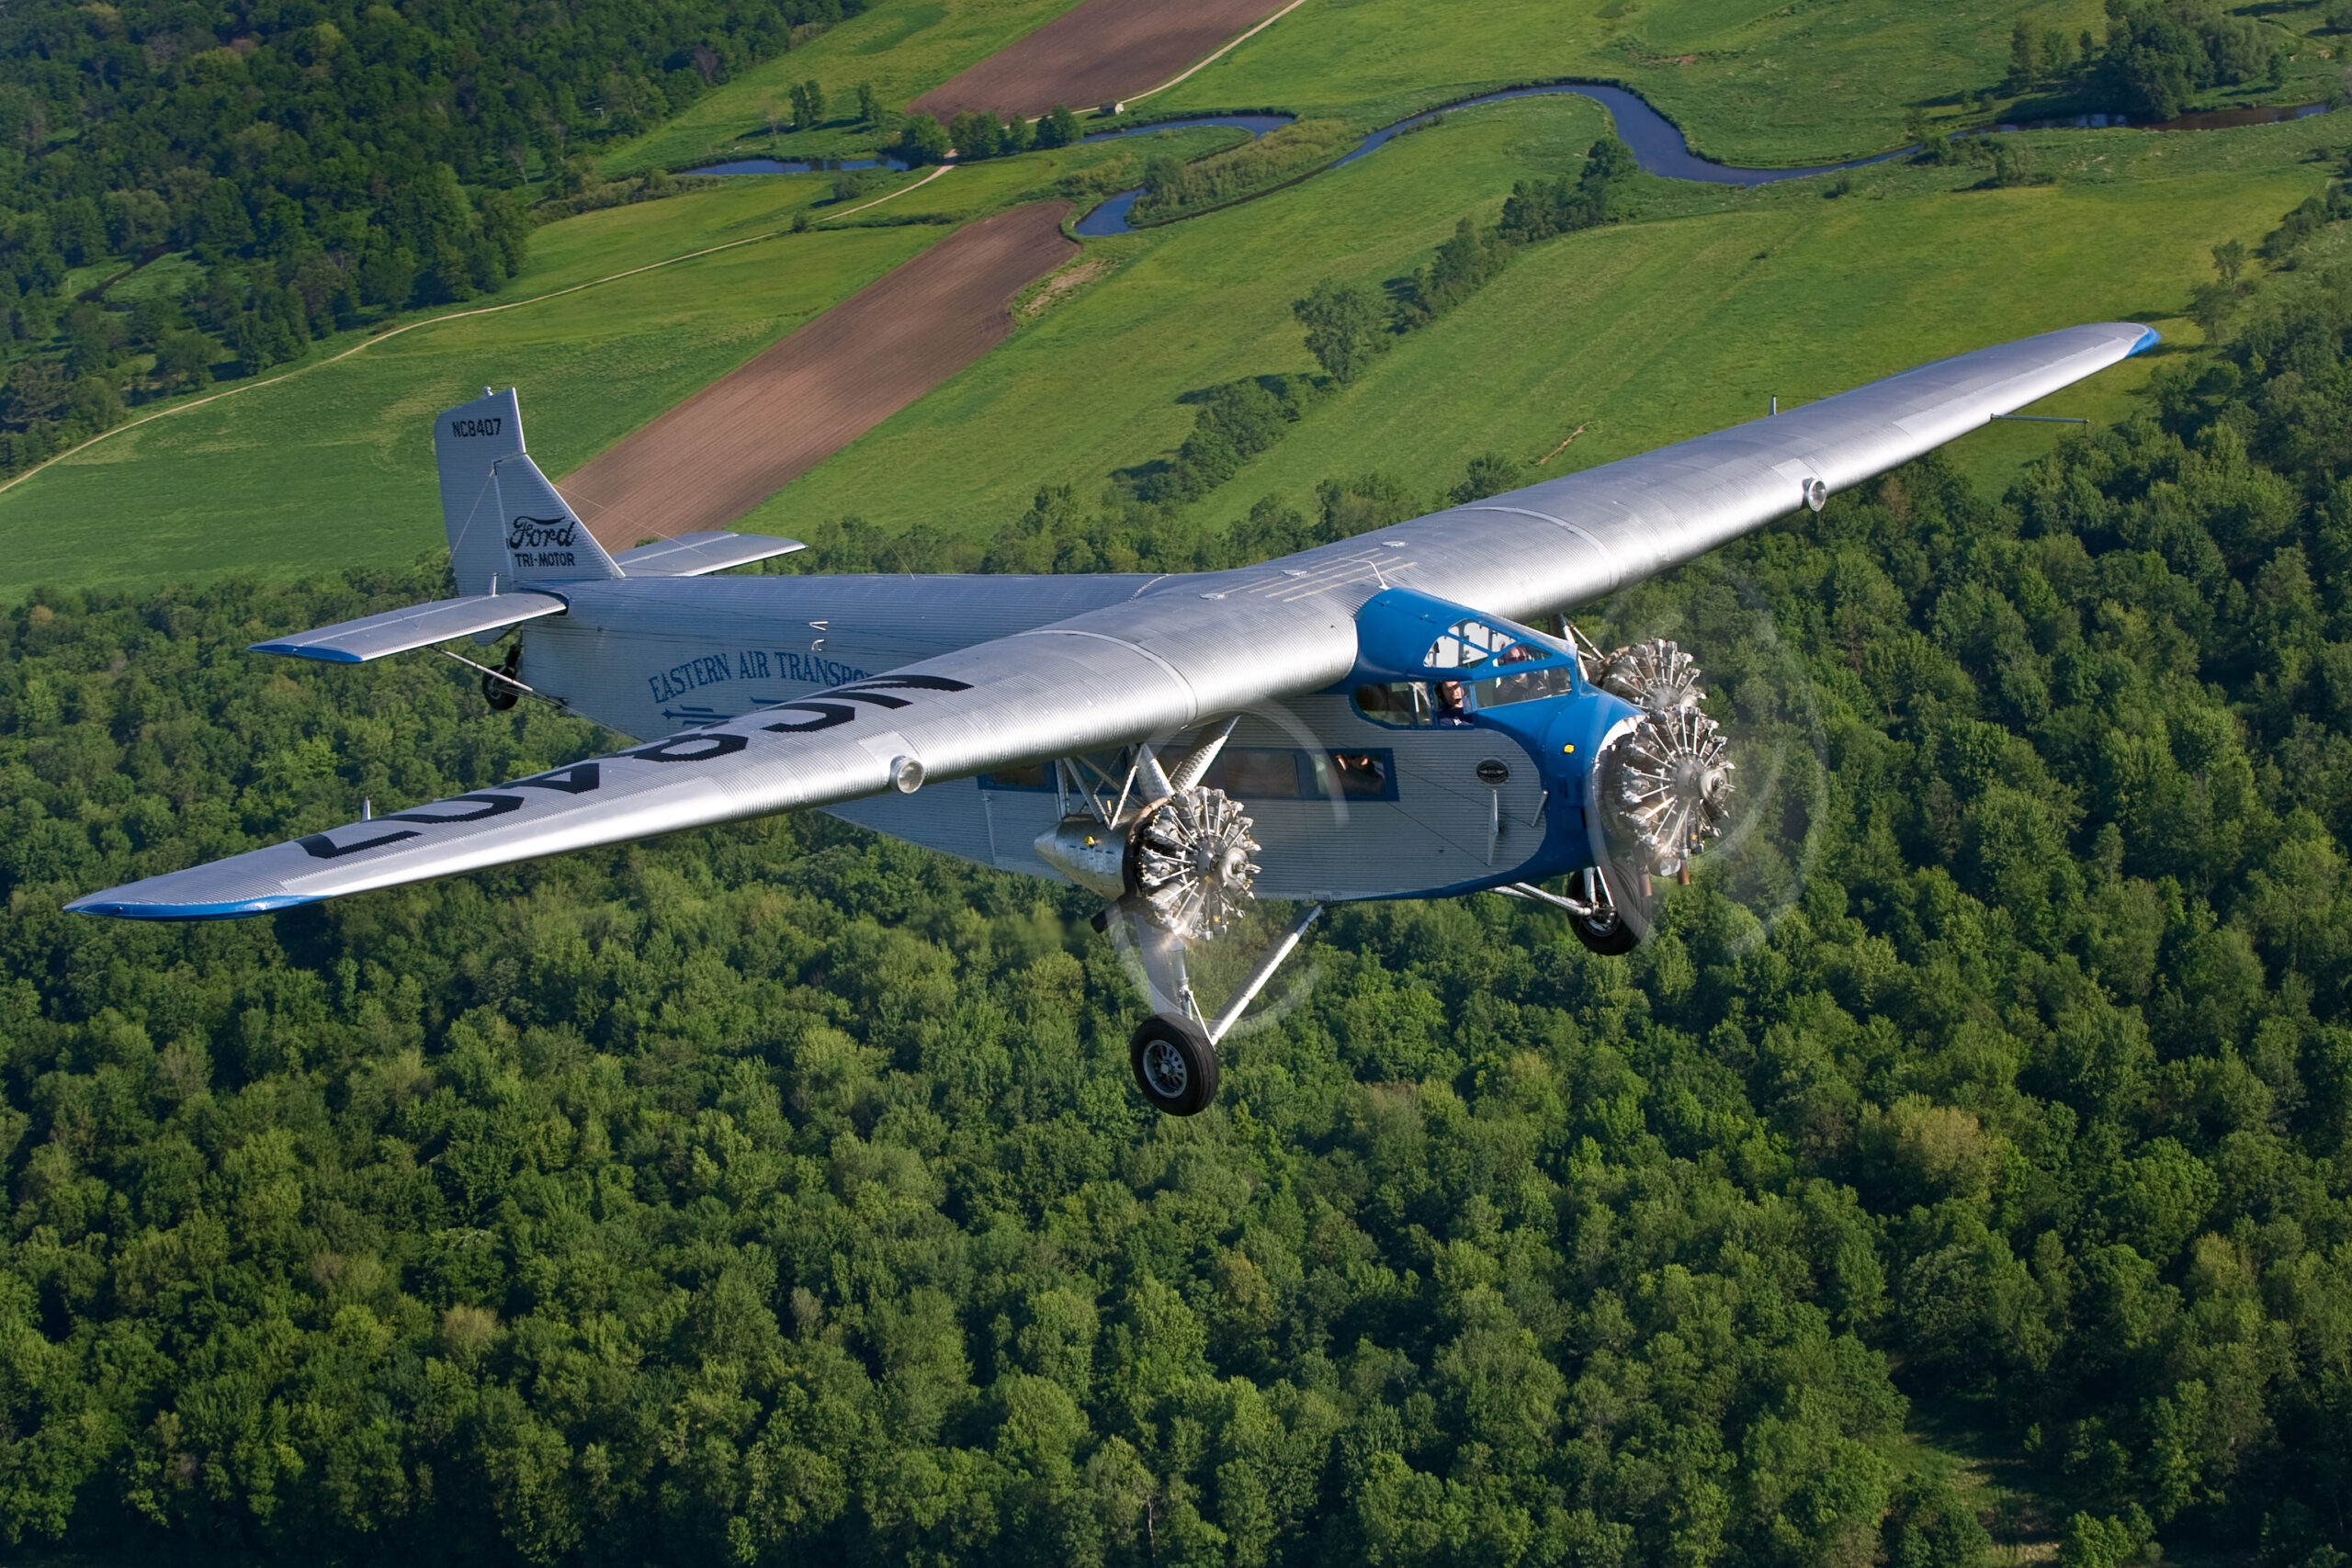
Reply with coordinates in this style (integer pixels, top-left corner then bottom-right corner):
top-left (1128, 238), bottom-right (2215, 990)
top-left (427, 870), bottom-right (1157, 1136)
top-left (657, 0), bottom-right (2343, 175)
top-left (0, 160), bottom-right (1063, 603)
top-left (8, 96), bottom-right (2335, 603)
top-left (603, 0), bottom-right (1091, 175)
top-left (742, 95), bottom-right (2329, 547)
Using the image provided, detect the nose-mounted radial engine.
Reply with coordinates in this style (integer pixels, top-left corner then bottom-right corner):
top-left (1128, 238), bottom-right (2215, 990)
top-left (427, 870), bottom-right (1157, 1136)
top-left (1593, 637), bottom-right (1736, 883)
top-left (1031, 720), bottom-right (1321, 1117)
top-left (1514, 632), bottom-right (1737, 953)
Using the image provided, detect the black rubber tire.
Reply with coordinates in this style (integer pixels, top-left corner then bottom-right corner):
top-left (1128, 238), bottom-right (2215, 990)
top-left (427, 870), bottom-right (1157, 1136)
top-left (1128, 1014), bottom-right (1220, 1116)
top-left (1570, 908), bottom-right (1640, 956)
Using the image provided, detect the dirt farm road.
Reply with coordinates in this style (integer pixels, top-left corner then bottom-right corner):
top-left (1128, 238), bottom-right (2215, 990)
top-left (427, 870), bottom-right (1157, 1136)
top-left (560, 204), bottom-right (1076, 547)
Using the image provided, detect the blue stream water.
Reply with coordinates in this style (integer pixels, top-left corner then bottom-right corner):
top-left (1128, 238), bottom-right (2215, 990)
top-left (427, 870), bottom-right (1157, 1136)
top-left (685, 84), bottom-right (2336, 239)
top-left (1075, 84), bottom-right (1910, 237)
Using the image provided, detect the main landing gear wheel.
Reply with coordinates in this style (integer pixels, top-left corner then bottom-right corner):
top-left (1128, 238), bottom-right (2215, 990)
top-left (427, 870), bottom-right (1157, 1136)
top-left (1128, 1013), bottom-right (1220, 1116)
top-left (1566, 867), bottom-right (1639, 955)
top-left (1570, 906), bottom-right (1640, 956)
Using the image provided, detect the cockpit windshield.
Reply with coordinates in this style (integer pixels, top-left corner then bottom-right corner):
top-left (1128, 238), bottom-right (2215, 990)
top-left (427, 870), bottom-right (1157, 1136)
top-left (1422, 619), bottom-right (1577, 708)
top-left (1351, 589), bottom-right (1583, 724)
top-left (1423, 617), bottom-right (1520, 671)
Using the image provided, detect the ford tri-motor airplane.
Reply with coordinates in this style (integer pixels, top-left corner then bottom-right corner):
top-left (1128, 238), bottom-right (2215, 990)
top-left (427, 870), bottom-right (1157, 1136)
top-left (71, 323), bottom-right (2155, 1114)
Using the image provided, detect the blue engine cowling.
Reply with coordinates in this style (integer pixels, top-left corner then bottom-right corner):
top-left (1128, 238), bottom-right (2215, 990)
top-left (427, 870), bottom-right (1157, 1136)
top-left (1348, 587), bottom-right (1646, 898)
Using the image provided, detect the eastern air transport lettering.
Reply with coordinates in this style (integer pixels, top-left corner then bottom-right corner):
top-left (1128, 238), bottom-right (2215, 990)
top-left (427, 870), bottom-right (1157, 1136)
top-left (648, 652), bottom-right (734, 705)
top-left (772, 650), bottom-right (869, 686)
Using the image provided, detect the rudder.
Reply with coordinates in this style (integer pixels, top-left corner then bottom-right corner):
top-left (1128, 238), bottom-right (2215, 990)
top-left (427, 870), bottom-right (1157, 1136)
top-left (435, 389), bottom-right (621, 595)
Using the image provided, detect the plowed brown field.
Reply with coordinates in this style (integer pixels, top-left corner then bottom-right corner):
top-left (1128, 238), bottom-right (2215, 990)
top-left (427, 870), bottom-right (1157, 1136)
top-left (908, 0), bottom-right (1287, 122)
top-left (560, 204), bottom-right (1076, 545)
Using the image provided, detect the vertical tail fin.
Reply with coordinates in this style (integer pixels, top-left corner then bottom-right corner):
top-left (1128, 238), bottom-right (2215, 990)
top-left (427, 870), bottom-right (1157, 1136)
top-left (435, 389), bottom-right (622, 596)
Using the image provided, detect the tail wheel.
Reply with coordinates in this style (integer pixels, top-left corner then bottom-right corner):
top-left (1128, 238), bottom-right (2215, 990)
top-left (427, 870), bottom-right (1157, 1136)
top-left (482, 643), bottom-right (524, 712)
top-left (1128, 1013), bottom-right (1220, 1116)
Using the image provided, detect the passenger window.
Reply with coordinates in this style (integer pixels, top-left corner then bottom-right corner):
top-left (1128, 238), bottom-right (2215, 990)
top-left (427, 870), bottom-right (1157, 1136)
top-left (1202, 748), bottom-right (1311, 799)
top-left (1327, 751), bottom-right (1390, 799)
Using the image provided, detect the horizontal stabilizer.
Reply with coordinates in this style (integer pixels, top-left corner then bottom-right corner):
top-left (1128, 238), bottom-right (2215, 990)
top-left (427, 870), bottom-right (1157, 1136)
top-left (250, 592), bottom-right (568, 664)
top-left (611, 531), bottom-right (805, 577)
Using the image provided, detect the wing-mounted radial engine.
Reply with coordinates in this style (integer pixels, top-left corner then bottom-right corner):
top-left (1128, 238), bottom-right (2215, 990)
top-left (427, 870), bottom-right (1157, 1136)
top-left (1031, 722), bottom-right (1322, 1117)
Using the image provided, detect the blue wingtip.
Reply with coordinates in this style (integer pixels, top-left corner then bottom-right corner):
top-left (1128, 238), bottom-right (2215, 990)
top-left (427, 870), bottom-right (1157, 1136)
top-left (66, 893), bottom-right (322, 921)
top-left (248, 641), bottom-right (366, 662)
top-left (2128, 325), bottom-right (2162, 357)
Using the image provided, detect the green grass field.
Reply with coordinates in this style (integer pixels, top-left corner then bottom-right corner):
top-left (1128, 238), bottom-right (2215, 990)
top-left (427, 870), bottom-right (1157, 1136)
top-left (1148, 0), bottom-right (2335, 165)
top-left (0, 174), bottom-right (966, 603)
top-left (739, 94), bottom-right (2330, 547)
top-left (0, 139), bottom-right (1232, 604)
top-left (7, 5), bottom-right (2342, 604)
top-left (601, 0), bottom-right (1089, 175)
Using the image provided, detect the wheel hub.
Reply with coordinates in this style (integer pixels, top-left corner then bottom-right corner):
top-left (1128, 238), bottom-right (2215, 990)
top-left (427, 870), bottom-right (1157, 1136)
top-left (1141, 1038), bottom-right (1190, 1096)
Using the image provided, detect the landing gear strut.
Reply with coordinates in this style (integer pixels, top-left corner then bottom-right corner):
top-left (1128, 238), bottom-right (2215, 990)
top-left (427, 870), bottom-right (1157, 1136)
top-left (1122, 898), bottom-right (1322, 1116)
top-left (1493, 866), bottom-right (1638, 955)
top-left (1035, 720), bottom-right (1325, 1117)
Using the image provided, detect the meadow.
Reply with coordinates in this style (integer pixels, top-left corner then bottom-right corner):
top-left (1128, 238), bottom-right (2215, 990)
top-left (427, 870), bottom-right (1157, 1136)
top-left (9, 95), bottom-right (2335, 604)
top-left (743, 95), bottom-right (2334, 547)
top-left (601, 0), bottom-right (1091, 175)
top-left (1174, 0), bottom-right (2342, 162)
top-left (7, 4), bottom-right (2346, 604)
top-left (641, 0), bottom-right (2344, 175)
top-left (0, 161), bottom-right (1060, 603)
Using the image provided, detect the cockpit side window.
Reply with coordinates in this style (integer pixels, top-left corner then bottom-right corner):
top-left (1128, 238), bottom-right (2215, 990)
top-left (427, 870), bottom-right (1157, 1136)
top-left (1352, 682), bottom-right (1433, 728)
top-left (1471, 644), bottom-right (1577, 708)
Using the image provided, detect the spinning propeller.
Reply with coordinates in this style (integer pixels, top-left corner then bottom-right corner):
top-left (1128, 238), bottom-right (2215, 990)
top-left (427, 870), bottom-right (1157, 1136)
top-left (1564, 565), bottom-right (1827, 957)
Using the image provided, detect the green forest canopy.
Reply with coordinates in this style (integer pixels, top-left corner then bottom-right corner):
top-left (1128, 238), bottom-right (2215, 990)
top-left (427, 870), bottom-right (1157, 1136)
top-left (5, 255), bottom-right (2352, 1566)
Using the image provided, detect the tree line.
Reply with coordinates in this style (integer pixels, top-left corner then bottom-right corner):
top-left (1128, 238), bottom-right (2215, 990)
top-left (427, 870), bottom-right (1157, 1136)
top-left (2007, 0), bottom-right (2283, 120)
top-left (1291, 135), bottom-right (1639, 389)
top-left (0, 0), bottom-right (865, 481)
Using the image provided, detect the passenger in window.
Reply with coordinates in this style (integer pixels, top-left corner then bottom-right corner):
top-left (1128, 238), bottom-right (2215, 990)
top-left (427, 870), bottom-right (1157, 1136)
top-left (1330, 752), bottom-right (1387, 797)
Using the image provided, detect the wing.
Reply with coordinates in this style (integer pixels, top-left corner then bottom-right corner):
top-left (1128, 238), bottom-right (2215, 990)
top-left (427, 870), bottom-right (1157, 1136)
top-left (249, 591), bottom-right (568, 663)
top-left (69, 322), bottom-right (2148, 919)
top-left (67, 585), bottom-right (1361, 919)
top-left (1230, 321), bottom-right (2158, 624)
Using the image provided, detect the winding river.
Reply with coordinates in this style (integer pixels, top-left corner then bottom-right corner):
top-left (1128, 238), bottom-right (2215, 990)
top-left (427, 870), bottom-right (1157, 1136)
top-left (687, 82), bottom-right (2339, 239)
top-left (684, 84), bottom-right (1905, 234)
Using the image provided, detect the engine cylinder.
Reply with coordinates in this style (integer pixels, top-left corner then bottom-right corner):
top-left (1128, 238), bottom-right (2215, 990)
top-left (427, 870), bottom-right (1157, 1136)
top-left (1031, 785), bottom-right (1261, 939)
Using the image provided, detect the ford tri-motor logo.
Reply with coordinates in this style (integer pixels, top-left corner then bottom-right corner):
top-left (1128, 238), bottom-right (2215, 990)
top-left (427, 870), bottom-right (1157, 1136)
top-left (507, 514), bottom-right (576, 550)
